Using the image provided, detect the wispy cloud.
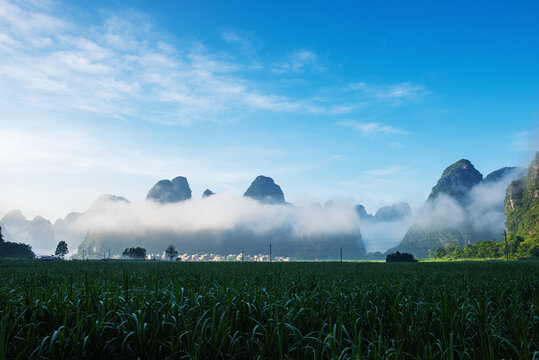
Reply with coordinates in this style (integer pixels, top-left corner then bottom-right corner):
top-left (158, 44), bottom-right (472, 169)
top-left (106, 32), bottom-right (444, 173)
top-left (510, 130), bottom-right (538, 152)
top-left (331, 154), bottom-right (346, 161)
top-left (0, 2), bottom-right (344, 124)
top-left (337, 121), bottom-right (411, 136)
top-left (221, 29), bottom-right (245, 43)
top-left (364, 165), bottom-right (407, 176)
top-left (350, 82), bottom-right (429, 105)
top-left (273, 49), bottom-right (318, 73)
top-left (0, 1), bottom-right (430, 126)
top-left (220, 28), bottom-right (261, 62)
top-left (512, 131), bottom-right (529, 138)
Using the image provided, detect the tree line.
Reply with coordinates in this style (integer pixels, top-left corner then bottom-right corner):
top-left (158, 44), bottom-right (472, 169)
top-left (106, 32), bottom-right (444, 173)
top-left (121, 245), bottom-right (178, 260)
top-left (431, 234), bottom-right (539, 260)
top-left (0, 226), bottom-right (35, 259)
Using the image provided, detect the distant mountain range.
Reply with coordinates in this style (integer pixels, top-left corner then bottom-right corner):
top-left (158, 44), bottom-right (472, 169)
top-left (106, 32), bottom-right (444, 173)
top-left (145, 174), bottom-right (286, 204)
top-left (355, 202), bottom-right (412, 223)
top-left (2, 153), bottom-right (537, 259)
top-left (1, 210), bottom-right (56, 253)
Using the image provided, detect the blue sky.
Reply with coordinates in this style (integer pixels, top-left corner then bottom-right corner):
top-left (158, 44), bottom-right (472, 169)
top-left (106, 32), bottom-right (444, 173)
top-left (0, 0), bottom-right (538, 220)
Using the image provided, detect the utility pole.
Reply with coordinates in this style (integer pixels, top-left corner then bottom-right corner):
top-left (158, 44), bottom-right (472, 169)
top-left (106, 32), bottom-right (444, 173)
top-left (241, 250), bottom-right (244, 262)
top-left (504, 230), bottom-right (509, 264)
top-left (82, 250), bottom-right (85, 260)
top-left (269, 243), bottom-right (272, 262)
top-left (340, 248), bottom-right (343, 263)
top-left (108, 250), bottom-right (111, 260)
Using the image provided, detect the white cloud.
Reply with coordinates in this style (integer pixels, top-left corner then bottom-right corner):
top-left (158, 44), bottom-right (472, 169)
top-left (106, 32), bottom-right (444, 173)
top-left (273, 49), bottom-right (318, 73)
top-left (337, 121), bottom-right (411, 136)
top-left (511, 130), bottom-right (538, 152)
top-left (364, 165), bottom-right (407, 176)
top-left (0, 1), bottom-right (431, 125)
top-left (350, 82), bottom-right (429, 105)
top-left (222, 30), bottom-right (244, 43)
top-left (220, 29), bottom-right (257, 51)
top-left (0, 0), bottom-right (435, 222)
top-left (0, 2), bottom-right (345, 124)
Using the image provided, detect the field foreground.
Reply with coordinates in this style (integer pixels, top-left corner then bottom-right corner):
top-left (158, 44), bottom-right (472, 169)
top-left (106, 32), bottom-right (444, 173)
top-left (0, 261), bottom-right (537, 359)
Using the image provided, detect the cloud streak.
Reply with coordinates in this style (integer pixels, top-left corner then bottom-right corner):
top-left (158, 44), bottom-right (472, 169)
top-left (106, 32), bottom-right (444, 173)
top-left (273, 49), bottom-right (318, 73)
top-left (364, 165), bottom-right (407, 176)
top-left (350, 82), bottom-right (429, 103)
top-left (337, 121), bottom-right (411, 136)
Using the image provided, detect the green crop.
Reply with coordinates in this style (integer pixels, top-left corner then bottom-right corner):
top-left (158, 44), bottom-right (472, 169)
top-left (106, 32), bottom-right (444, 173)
top-left (0, 260), bottom-right (537, 359)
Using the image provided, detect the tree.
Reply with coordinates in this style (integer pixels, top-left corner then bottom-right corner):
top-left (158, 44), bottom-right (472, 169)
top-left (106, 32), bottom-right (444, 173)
top-left (122, 247), bottom-right (146, 259)
top-left (165, 245), bottom-right (178, 261)
top-left (530, 244), bottom-right (539, 257)
top-left (55, 241), bottom-right (69, 259)
top-left (386, 251), bottom-right (417, 262)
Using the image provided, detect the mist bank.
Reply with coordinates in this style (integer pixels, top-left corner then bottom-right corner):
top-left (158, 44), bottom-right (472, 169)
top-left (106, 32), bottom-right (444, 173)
top-left (74, 194), bottom-right (366, 260)
top-left (74, 194), bottom-right (361, 237)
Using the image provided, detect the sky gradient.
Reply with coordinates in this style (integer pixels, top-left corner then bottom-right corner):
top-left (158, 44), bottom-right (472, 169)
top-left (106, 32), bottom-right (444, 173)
top-left (1, 0), bottom-right (538, 220)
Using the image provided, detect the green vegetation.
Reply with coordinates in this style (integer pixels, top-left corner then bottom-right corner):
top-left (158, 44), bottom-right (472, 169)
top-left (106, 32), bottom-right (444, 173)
top-left (0, 261), bottom-right (537, 359)
top-left (0, 226), bottom-right (35, 259)
top-left (385, 251), bottom-right (417, 262)
top-left (122, 247), bottom-right (147, 259)
top-left (505, 152), bottom-right (539, 240)
top-left (430, 234), bottom-right (539, 260)
top-left (0, 241), bottom-right (34, 259)
top-left (394, 225), bottom-right (478, 258)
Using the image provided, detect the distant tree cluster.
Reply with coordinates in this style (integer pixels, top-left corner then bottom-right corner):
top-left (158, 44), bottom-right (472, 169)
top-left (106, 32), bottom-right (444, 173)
top-left (122, 247), bottom-right (147, 259)
top-left (386, 251), bottom-right (417, 262)
top-left (431, 234), bottom-right (539, 260)
top-left (0, 226), bottom-right (35, 259)
top-left (165, 245), bottom-right (178, 260)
